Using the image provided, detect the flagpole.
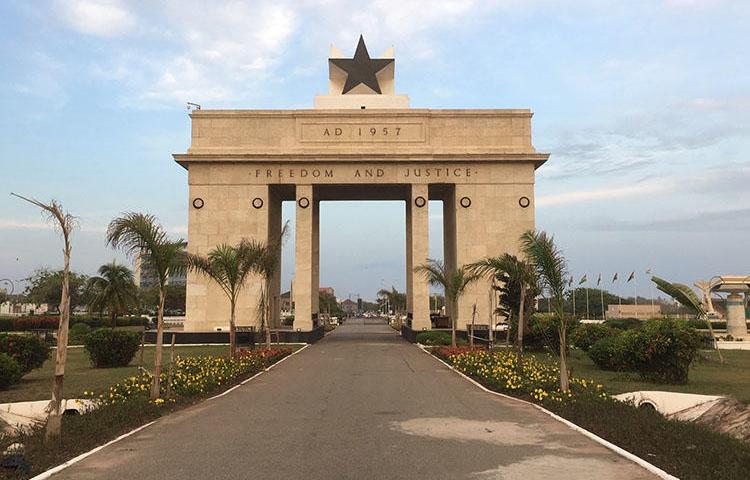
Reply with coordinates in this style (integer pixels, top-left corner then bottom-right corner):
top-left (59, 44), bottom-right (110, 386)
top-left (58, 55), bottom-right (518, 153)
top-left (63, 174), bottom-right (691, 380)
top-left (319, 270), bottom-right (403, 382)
top-left (585, 285), bottom-right (590, 320)
top-left (634, 276), bottom-right (638, 306)
top-left (600, 287), bottom-right (605, 320)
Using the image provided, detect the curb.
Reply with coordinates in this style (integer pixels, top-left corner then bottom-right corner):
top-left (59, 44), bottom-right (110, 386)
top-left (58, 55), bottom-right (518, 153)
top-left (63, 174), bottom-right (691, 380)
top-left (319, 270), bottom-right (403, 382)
top-left (417, 344), bottom-right (679, 480)
top-left (29, 344), bottom-right (310, 480)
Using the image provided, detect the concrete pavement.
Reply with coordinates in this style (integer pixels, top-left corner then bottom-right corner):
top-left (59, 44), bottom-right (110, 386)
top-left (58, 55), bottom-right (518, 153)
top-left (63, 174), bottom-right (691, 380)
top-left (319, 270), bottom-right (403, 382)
top-left (50, 318), bottom-right (656, 479)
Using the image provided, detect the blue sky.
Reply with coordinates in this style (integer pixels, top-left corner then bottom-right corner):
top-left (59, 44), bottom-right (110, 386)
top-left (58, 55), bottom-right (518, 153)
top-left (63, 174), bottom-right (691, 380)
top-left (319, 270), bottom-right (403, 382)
top-left (1, 0), bottom-right (748, 300)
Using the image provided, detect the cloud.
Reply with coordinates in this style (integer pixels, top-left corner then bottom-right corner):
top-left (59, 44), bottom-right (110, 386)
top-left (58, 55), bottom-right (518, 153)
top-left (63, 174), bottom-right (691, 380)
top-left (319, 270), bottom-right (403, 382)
top-left (56, 0), bottom-right (136, 37)
top-left (576, 206), bottom-right (750, 233)
top-left (537, 178), bottom-right (676, 207)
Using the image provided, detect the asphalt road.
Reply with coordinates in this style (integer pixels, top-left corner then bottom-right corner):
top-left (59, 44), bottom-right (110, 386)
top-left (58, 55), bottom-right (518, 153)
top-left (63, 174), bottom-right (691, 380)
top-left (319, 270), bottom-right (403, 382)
top-left (51, 318), bottom-right (656, 479)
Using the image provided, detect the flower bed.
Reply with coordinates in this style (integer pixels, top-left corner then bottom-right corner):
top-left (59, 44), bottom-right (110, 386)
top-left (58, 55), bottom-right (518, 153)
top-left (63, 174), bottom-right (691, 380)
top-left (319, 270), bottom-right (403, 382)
top-left (433, 346), bottom-right (605, 404)
top-left (89, 347), bottom-right (292, 405)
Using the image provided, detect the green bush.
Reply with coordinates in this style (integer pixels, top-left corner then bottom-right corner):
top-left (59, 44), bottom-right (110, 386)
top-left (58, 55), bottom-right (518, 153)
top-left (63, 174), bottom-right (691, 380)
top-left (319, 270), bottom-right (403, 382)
top-left (588, 336), bottom-right (630, 371)
top-left (570, 323), bottom-right (620, 352)
top-left (603, 317), bottom-right (642, 330)
top-left (622, 319), bottom-right (702, 384)
top-left (83, 330), bottom-right (141, 368)
top-left (521, 314), bottom-right (577, 352)
top-left (0, 317), bottom-right (15, 332)
top-left (0, 352), bottom-right (22, 390)
top-left (0, 333), bottom-right (50, 373)
top-left (416, 331), bottom-right (453, 345)
top-left (69, 323), bottom-right (92, 345)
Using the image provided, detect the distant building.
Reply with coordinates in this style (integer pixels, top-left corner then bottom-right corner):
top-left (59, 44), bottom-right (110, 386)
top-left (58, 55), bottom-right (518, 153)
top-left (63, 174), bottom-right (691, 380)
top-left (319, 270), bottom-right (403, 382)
top-left (0, 302), bottom-right (48, 316)
top-left (134, 253), bottom-right (187, 289)
top-left (340, 298), bottom-right (357, 314)
top-left (319, 287), bottom-right (335, 297)
top-left (280, 291), bottom-right (293, 313)
top-left (607, 304), bottom-right (662, 320)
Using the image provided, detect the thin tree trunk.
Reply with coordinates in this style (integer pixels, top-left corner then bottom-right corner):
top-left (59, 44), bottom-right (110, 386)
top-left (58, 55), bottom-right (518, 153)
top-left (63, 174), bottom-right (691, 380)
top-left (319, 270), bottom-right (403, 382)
top-left (517, 287), bottom-right (526, 357)
top-left (505, 312), bottom-right (512, 349)
top-left (704, 315), bottom-right (723, 364)
top-left (166, 334), bottom-right (176, 398)
top-left (45, 239), bottom-right (71, 442)
top-left (150, 287), bottom-right (166, 400)
top-left (558, 321), bottom-right (570, 391)
top-left (264, 280), bottom-right (271, 349)
top-left (469, 303), bottom-right (476, 349)
top-left (229, 297), bottom-right (237, 358)
top-left (450, 301), bottom-right (457, 348)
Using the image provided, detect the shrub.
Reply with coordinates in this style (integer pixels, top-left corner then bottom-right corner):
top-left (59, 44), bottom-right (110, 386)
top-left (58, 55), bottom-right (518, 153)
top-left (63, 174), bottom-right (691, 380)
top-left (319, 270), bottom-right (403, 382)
top-left (83, 330), bottom-right (141, 368)
top-left (622, 319), bottom-right (702, 384)
top-left (570, 323), bottom-right (620, 352)
top-left (0, 353), bottom-right (22, 389)
top-left (522, 315), bottom-right (577, 352)
top-left (0, 333), bottom-right (50, 373)
top-left (416, 331), bottom-right (453, 346)
top-left (588, 335), bottom-right (630, 371)
top-left (0, 317), bottom-right (15, 332)
top-left (603, 317), bottom-right (642, 330)
top-left (69, 323), bottom-right (92, 345)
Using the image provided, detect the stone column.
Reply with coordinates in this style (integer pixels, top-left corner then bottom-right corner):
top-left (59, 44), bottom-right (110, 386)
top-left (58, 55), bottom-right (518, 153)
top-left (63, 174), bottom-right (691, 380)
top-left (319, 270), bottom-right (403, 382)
top-left (407, 184), bottom-right (431, 330)
top-left (726, 293), bottom-right (748, 338)
top-left (267, 188), bottom-right (283, 329)
top-left (312, 199), bottom-right (320, 318)
top-left (293, 185), bottom-right (314, 331)
top-left (443, 186), bottom-right (457, 321)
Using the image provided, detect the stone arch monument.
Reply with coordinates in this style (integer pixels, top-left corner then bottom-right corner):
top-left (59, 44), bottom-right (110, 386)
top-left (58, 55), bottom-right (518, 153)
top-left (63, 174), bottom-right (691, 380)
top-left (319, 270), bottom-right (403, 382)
top-left (174, 36), bottom-right (549, 341)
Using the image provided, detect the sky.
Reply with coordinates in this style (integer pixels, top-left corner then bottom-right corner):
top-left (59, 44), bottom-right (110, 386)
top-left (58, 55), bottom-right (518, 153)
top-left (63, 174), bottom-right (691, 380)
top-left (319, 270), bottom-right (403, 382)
top-left (1, 0), bottom-right (748, 301)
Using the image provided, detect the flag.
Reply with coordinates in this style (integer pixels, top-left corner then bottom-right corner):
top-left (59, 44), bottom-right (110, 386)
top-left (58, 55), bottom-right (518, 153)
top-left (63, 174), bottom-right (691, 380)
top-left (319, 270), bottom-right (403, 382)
top-left (627, 271), bottom-right (635, 282)
top-left (597, 274), bottom-right (602, 286)
top-left (579, 274), bottom-right (587, 285)
top-left (612, 272), bottom-right (618, 283)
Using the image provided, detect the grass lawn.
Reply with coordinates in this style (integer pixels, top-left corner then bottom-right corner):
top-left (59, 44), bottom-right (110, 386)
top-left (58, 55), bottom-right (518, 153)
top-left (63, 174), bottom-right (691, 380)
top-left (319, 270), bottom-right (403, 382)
top-left (1, 344), bottom-right (250, 403)
top-left (534, 349), bottom-right (750, 403)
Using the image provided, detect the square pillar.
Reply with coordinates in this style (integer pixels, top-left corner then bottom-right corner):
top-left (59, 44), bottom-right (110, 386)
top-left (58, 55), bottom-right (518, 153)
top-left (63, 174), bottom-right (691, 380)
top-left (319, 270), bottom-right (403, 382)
top-left (267, 187), bottom-right (283, 329)
top-left (293, 185), bottom-right (315, 331)
top-left (407, 184), bottom-right (431, 330)
top-left (312, 199), bottom-right (320, 315)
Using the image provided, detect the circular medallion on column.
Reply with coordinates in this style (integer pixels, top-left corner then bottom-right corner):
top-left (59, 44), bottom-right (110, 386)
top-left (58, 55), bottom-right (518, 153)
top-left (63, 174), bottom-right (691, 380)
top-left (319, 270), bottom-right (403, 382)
top-left (252, 197), bottom-right (264, 209)
top-left (414, 196), bottom-right (426, 208)
top-left (298, 197), bottom-right (310, 209)
top-left (192, 198), bottom-right (204, 209)
top-left (518, 196), bottom-right (531, 208)
top-left (459, 196), bottom-right (471, 208)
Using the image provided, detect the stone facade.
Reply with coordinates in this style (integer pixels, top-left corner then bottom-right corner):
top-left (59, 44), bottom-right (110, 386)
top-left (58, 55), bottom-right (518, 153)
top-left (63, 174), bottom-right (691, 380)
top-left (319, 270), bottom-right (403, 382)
top-left (175, 108), bottom-right (548, 333)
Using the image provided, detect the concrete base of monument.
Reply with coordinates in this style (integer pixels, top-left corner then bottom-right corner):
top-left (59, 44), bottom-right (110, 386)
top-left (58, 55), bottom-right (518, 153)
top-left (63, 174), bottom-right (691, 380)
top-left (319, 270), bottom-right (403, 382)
top-left (143, 326), bottom-right (325, 345)
top-left (401, 325), bottom-right (492, 344)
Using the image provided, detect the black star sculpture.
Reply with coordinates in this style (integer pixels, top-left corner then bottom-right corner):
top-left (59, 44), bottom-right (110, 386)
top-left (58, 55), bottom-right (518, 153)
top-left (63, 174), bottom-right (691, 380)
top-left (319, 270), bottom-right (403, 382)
top-left (330, 35), bottom-right (393, 94)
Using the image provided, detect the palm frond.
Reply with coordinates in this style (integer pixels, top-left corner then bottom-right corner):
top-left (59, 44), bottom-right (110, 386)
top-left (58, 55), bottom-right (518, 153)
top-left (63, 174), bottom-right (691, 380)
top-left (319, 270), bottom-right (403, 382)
top-left (652, 276), bottom-right (704, 315)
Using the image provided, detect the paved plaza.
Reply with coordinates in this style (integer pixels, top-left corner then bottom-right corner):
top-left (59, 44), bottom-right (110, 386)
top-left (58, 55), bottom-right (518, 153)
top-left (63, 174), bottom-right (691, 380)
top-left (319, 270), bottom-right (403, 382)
top-left (50, 319), bottom-right (656, 479)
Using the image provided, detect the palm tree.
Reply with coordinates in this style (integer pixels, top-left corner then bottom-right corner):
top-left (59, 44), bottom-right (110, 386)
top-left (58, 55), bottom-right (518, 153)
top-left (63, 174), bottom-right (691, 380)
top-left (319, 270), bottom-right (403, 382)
top-left (243, 223), bottom-right (288, 348)
top-left (652, 276), bottom-right (723, 363)
top-left (87, 261), bottom-right (138, 329)
top-left (468, 254), bottom-right (538, 354)
top-left (12, 193), bottom-right (75, 442)
top-left (106, 213), bottom-right (185, 400)
top-left (520, 230), bottom-right (571, 391)
top-left (187, 243), bottom-right (262, 357)
top-left (414, 259), bottom-right (480, 348)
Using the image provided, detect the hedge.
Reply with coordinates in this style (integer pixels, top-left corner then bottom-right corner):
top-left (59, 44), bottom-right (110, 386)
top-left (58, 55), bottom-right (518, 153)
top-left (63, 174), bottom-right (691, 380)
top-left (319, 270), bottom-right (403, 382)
top-left (4, 315), bottom-right (147, 332)
top-left (570, 323), bottom-right (619, 352)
